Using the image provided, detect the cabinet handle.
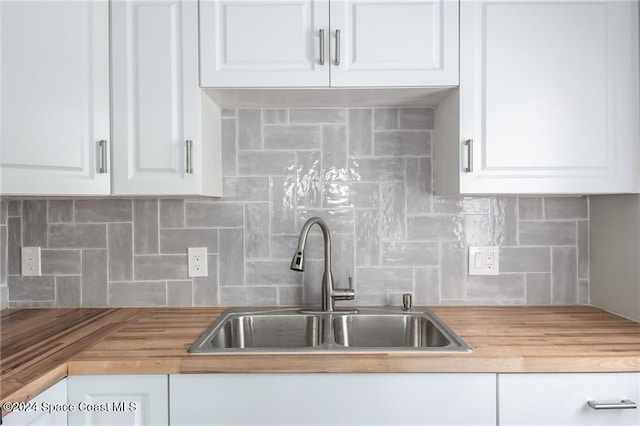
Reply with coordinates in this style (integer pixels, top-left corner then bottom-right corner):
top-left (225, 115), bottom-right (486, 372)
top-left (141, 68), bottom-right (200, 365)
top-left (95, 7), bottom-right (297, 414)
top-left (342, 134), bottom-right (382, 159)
top-left (185, 140), bottom-right (194, 174)
top-left (98, 140), bottom-right (108, 173)
top-left (465, 139), bottom-right (473, 173)
top-left (587, 400), bottom-right (637, 410)
top-left (334, 29), bottom-right (341, 66)
top-left (319, 29), bottom-right (325, 65)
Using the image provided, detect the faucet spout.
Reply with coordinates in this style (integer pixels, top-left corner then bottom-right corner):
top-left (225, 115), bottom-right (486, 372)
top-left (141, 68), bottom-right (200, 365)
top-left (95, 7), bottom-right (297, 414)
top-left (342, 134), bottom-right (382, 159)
top-left (290, 217), bottom-right (354, 311)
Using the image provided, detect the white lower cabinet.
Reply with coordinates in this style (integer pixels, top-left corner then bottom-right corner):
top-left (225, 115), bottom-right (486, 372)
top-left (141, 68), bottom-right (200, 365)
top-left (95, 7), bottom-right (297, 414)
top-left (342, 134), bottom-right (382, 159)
top-left (169, 373), bottom-right (496, 425)
top-left (498, 373), bottom-right (640, 426)
top-left (67, 375), bottom-right (168, 426)
top-left (2, 379), bottom-right (67, 426)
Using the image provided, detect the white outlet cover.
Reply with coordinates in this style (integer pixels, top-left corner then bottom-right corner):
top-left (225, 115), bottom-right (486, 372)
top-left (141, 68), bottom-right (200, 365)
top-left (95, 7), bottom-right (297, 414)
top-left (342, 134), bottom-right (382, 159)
top-left (21, 246), bottom-right (42, 276)
top-left (468, 246), bottom-right (499, 276)
top-left (188, 247), bottom-right (208, 278)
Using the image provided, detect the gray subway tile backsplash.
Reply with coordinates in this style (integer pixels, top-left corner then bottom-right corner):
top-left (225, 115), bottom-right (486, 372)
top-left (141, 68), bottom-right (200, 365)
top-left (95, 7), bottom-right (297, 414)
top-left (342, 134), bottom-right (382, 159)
top-left (159, 229), bottom-right (218, 254)
top-left (264, 125), bottom-right (321, 150)
top-left (48, 200), bottom-right (74, 223)
top-left (81, 249), bottom-right (108, 306)
top-left (159, 199), bottom-right (185, 229)
top-left (8, 276), bottom-right (55, 301)
top-left (399, 107), bottom-right (434, 130)
top-left (41, 249), bottom-right (81, 275)
top-left (237, 109), bottom-right (262, 150)
top-left (544, 197), bottom-right (588, 220)
top-left (0, 107), bottom-right (590, 308)
top-left (7, 217), bottom-right (21, 275)
top-left (133, 200), bottom-right (159, 254)
top-left (22, 200), bottom-right (47, 247)
top-left (347, 109), bottom-right (373, 157)
top-left (109, 281), bottom-right (167, 307)
top-left (289, 108), bottom-right (346, 124)
top-left (551, 247), bottom-right (578, 304)
top-left (519, 221), bottom-right (577, 246)
top-left (55, 276), bottom-right (81, 307)
top-left (134, 255), bottom-right (188, 281)
top-left (75, 199), bottom-right (132, 223)
top-left (108, 223), bottom-right (133, 281)
top-left (49, 224), bottom-right (106, 249)
top-left (525, 273), bottom-right (552, 304)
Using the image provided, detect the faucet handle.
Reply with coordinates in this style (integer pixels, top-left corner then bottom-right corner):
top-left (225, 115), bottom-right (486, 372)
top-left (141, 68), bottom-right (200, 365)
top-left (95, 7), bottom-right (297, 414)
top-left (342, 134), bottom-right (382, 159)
top-left (332, 276), bottom-right (355, 302)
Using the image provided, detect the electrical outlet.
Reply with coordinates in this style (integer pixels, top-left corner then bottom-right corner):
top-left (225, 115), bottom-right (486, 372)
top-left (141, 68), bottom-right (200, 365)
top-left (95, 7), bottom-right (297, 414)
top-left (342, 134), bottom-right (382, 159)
top-left (188, 247), bottom-right (208, 277)
top-left (21, 246), bottom-right (42, 276)
top-left (468, 246), bottom-right (499, 276)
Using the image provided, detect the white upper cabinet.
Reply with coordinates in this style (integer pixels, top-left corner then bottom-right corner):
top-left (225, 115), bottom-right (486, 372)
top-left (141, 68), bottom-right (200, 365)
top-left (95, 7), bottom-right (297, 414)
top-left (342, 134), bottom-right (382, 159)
top-left (111, 0), bottom-right (222, 196)
top-left (0, 0), bottom-right (221, 197)
top-left (199, 0), bottom-right (459, 87)
top-left (329, 0), bottom-right (458, 87)
top-left (0, 0), bottom-right (110, 195)
top-left (435, 0), bottom-right (640, 195)
top-left (200, 0), bottom-right (330, 87)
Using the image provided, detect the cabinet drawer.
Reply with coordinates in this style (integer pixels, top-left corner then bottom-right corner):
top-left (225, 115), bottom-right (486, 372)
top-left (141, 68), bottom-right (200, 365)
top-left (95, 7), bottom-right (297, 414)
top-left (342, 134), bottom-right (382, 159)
top-left (499, 373), bottom-right (640, 426)
top-left (171, 373), bottom-right (496, 425)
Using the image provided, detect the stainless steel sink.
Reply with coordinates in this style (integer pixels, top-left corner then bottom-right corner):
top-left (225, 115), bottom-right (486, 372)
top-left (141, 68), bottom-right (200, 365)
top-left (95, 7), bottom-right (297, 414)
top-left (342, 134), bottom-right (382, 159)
top-left (206, 312), bottom-right (323, 349)
top-left (188, 307), bottom-right (472, 354)
top-left (332, 314), bottom-right (451, 348)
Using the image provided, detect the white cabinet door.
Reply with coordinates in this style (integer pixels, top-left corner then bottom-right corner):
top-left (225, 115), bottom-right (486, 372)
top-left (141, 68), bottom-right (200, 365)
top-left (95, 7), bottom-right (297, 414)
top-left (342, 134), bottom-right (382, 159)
top-left (330, 0), bottom-right (458, 87)
top-left (199, 0), bottom-right (457, 88)
top-left (200, 0), bottom-right (330, 87)
top-left (499, 373), bottom-right (640, 426)
top-left (111, 0), bottom-right (222, 196)
top-left (170, 373), bottom-right (496, 425)
top-left (0, 0), bottom-right (110, 195)
top-left (2, 379), bottom-right (67, 426)
top-left (67, 375), bottom-right (168, 426)
top-left (435, 0), bottom-right (639, 195)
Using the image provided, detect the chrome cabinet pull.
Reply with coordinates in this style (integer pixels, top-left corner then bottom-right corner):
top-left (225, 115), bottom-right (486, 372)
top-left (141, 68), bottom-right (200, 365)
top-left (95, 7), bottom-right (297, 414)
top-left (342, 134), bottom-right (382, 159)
top-left (588, 400), bottom-right (637, 410)
top-left (98, 140), bottom-right (108, 173)
top-left (465, 139), bottom-right (473, 173)
top-left (334, 29), bottom-right (341, 66)
top-left (185, 140), bottom-right (194, 174)
top-left (319, 29), bottom-right (325, 65)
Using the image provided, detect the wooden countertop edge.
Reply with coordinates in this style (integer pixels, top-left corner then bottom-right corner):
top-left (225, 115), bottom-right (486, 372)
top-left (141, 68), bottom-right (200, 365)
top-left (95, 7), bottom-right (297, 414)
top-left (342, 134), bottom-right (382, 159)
top-left (1, 363), bottom-right (67, 418)
top-left (67, 355), bottom-right (640, 375)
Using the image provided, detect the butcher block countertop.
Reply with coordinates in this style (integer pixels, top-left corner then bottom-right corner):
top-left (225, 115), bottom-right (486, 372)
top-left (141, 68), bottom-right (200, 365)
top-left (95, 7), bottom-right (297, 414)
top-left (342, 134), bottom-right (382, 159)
top-left (1, 306), bottom-right (639, 409)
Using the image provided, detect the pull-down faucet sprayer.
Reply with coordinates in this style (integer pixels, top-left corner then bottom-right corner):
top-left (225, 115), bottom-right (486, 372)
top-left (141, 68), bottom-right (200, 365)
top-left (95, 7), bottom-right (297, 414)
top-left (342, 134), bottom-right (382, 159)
top-left (290, 217), bottom-right (355, 311)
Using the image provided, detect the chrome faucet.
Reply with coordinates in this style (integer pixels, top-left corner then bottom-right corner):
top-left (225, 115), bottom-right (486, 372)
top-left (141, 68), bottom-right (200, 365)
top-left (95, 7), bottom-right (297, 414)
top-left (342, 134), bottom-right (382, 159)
top-left (290, 217), bottom-right (355, 311)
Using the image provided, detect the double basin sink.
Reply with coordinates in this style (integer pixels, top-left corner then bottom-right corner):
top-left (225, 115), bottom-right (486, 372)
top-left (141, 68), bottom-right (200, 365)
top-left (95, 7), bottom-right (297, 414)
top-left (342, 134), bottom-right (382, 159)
top-left (188, 306), bottom-right (472, 354)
